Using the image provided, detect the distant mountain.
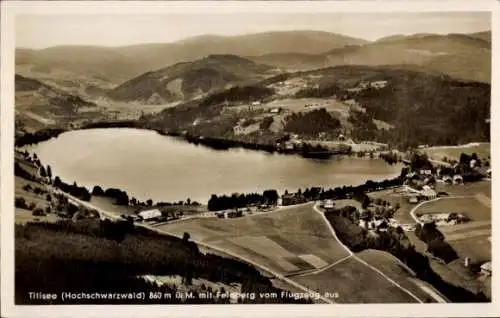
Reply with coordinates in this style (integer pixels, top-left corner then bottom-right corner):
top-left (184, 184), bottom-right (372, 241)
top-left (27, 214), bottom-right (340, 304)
top-left (249, 33), bottom-right (491, 83)
top-left (16, 30), bottom-right (367, 85)
top-left (468, 31), bottom-right (491, 43)
top-left (15, 74), bottom-right (96, 130)
top-left (106, 54), bottom-right (276, 103)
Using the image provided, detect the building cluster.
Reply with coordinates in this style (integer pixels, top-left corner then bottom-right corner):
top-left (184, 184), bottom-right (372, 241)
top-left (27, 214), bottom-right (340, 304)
top-left (125, 208), bottom-right (182, 223)
top-left (418, 212), bottom-right (470, 227)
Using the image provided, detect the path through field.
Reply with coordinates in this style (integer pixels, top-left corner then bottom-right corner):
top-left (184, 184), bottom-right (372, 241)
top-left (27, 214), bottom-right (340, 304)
top-left (311, 202), bottom-right (426, 303)
top-left (49, 185), bottom-right (448, 303)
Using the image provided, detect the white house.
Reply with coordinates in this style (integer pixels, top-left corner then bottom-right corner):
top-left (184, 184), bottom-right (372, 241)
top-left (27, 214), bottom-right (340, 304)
top-left (453, 175), bottom-right (464, 184)
top-left (138, 209), bottom-right (162, 221)
top-left (480, 262), bottom-right (492, 276)
top-left (370, 80), bottom-right (388, 89)
top-left (408, 196), bottom-right (419, 204)
top-left (324, 199), bottom-right (335, 210)
top-left (442, 176), bottom-right (453, 184)
top-left (421, 185), bottom-right (437, 199)
top-left (359, 219), bottom-right (367, 229)
top-left (470, 159), bottom-right (477, 168)
top-left (251, 101), bottom-right (261, 106)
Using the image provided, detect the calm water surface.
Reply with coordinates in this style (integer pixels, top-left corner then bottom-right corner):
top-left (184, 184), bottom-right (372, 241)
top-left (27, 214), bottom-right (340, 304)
top-left (29, 128), bottom-right (402, 203)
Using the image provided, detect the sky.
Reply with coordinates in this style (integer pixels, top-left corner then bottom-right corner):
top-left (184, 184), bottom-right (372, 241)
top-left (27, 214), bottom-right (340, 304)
top-left (16, 12), bottom-right (491, 49)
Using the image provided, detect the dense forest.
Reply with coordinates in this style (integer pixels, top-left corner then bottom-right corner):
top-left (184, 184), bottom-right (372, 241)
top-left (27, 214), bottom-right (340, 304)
top-left (200, 85), bottom-right (275, 108)
top-left (353, 75), bottom-right (490, 148)
top-left (16, 220), bottom-right (311, 304)
top-left (14, 128), bottom-right (66, 147)
top-left (415, 222), bottom-right (459, 263)
top-left (284, 108), bottom-right (341, 136)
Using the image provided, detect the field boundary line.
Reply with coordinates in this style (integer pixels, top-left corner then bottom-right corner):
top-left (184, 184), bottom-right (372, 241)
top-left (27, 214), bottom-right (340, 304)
top-left (297, 255), bottom-right (353, 277)
top-left (313, 202), bottom-right (424, 304)
top-left (53, 189), bottom-right (335, 304)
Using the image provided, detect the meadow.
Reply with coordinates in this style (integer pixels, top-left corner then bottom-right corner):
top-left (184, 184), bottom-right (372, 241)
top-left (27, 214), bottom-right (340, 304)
top-left (157, 203), bottom-right (350, 276)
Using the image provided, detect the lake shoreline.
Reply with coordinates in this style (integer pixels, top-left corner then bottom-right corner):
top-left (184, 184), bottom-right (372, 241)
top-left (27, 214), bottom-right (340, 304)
top-left (16, 121), bottom-right (353, 160)
top-left (20, 127), bottom-right (403, 204)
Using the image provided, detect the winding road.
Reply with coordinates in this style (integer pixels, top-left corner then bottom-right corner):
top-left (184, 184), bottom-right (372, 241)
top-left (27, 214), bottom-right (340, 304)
top-left (52, 186), bottom-right (448, 304)
top-left (53, 189), bottom-right (336, 304)
top-left (312, 202), bottom-right (426, 304)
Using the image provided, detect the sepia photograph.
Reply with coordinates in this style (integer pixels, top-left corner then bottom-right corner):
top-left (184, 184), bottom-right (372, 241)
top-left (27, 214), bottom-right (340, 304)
top-left (1, 1), bottom-right (499, 317)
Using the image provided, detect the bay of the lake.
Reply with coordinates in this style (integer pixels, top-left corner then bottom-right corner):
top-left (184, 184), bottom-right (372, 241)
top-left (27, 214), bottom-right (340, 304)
top-left (28, 128), bottom-right (402, 203)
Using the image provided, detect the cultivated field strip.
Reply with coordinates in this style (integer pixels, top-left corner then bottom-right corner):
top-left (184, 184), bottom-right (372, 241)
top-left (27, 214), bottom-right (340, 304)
top-left (439, 220), bottom-right (491, 234)
top-left (445, 228), bottom-right (491, 242)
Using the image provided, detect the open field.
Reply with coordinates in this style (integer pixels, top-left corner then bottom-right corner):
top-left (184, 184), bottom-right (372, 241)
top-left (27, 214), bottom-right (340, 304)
top-left (435, 181), bottom-right (491, 198)
top-left (405, 231), bottom-right (485, 295)
top-left (332, 199), bottom-right (363, 211)
top-left (424, 142), bottom-right (490, 161)
top-left (368, 181), bottom-right (491, 225)
top-left (15, 177), bottom-right (51, 209)
top-left (356, 249), bottom-right (447, 303)
top-left (15, 208), bottom-right (60, 224)
top-left (293, 256), bottom-right (419, 303)
top-left (415, 197), bottom-right (490, 222)
top-left (158, 202), bottom-right (430, 302)
top-left (157, 202), bottom-right (350, 275)
top-left (90, 196), bottom-right (138, 216)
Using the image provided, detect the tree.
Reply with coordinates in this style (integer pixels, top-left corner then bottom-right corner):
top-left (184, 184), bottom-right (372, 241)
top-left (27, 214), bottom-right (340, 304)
top-left (47, 165), bottom-right (52, 182)
top-left (182, 232), bottom-right (191, 245)
top-left (15, 197), bottom-right (27, 209)
top-left (186, 198), bottom-right (191, 205)
top-left (459, 153), bottom-right (471, 165)
top-left (263, 189), bottom-right (279, 205)
top-left (92, 185), bottom-right (104, 196)
top-left (147, 199), bottom-right (153, 206)
top-left (362, 196), bottom-right (370, 210)
top-left (39, 166), bottom-right (47, 178)
top-left (54, 176), bottom-right (62, 187)
top-left (410, 152), bottom-right (431, 171)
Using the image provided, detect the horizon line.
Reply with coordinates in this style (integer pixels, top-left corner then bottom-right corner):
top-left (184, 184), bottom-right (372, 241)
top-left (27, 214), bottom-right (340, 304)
top-left (14, 28), bottom-right (492, 51)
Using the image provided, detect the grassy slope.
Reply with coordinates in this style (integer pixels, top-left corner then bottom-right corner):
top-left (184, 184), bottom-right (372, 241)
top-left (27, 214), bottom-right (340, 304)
top-left (158, 203), bottom-right (350, 275)
top-left (356, 249), bottom-right (442, 302)
top-left (424, 143), bottom-right (490, 162)
top-left (293, 256), bottom-right (418, 303)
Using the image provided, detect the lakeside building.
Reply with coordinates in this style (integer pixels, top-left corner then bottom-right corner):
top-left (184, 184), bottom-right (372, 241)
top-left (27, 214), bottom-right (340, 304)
top-left (138, 209), bottom-right (162, 221)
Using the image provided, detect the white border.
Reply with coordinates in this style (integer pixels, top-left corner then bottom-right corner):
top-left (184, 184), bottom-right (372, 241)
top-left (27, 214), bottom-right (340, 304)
top-left (1, 1), bottom-right (499, 317)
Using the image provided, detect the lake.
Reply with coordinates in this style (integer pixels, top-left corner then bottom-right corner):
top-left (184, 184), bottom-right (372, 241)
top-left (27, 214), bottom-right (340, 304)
top-left (28, 128), bottom-right (403, 204)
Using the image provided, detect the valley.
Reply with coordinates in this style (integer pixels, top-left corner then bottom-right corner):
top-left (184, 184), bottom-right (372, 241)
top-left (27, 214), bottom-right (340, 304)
top-left (11, 25), bottom-right (492, 306)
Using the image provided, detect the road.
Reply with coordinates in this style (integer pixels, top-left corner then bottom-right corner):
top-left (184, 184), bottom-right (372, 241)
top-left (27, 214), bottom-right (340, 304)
top-left (52, 186), bottom-right (448, 304)
top-left (312, 202), bottom-right (425, 303)
top-left (409, 195), bottom-right (474, 225)
top-left (52, 189), bottom-right (336, 304)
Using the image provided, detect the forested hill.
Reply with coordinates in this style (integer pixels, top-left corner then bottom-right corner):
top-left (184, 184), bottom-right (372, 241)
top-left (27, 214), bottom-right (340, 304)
top-left (145, 65), bottom-right (490, 149)
top-left (107, 54), bottom-right (276, 104)
top-left (356, 74), bottom-right (490, 147)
